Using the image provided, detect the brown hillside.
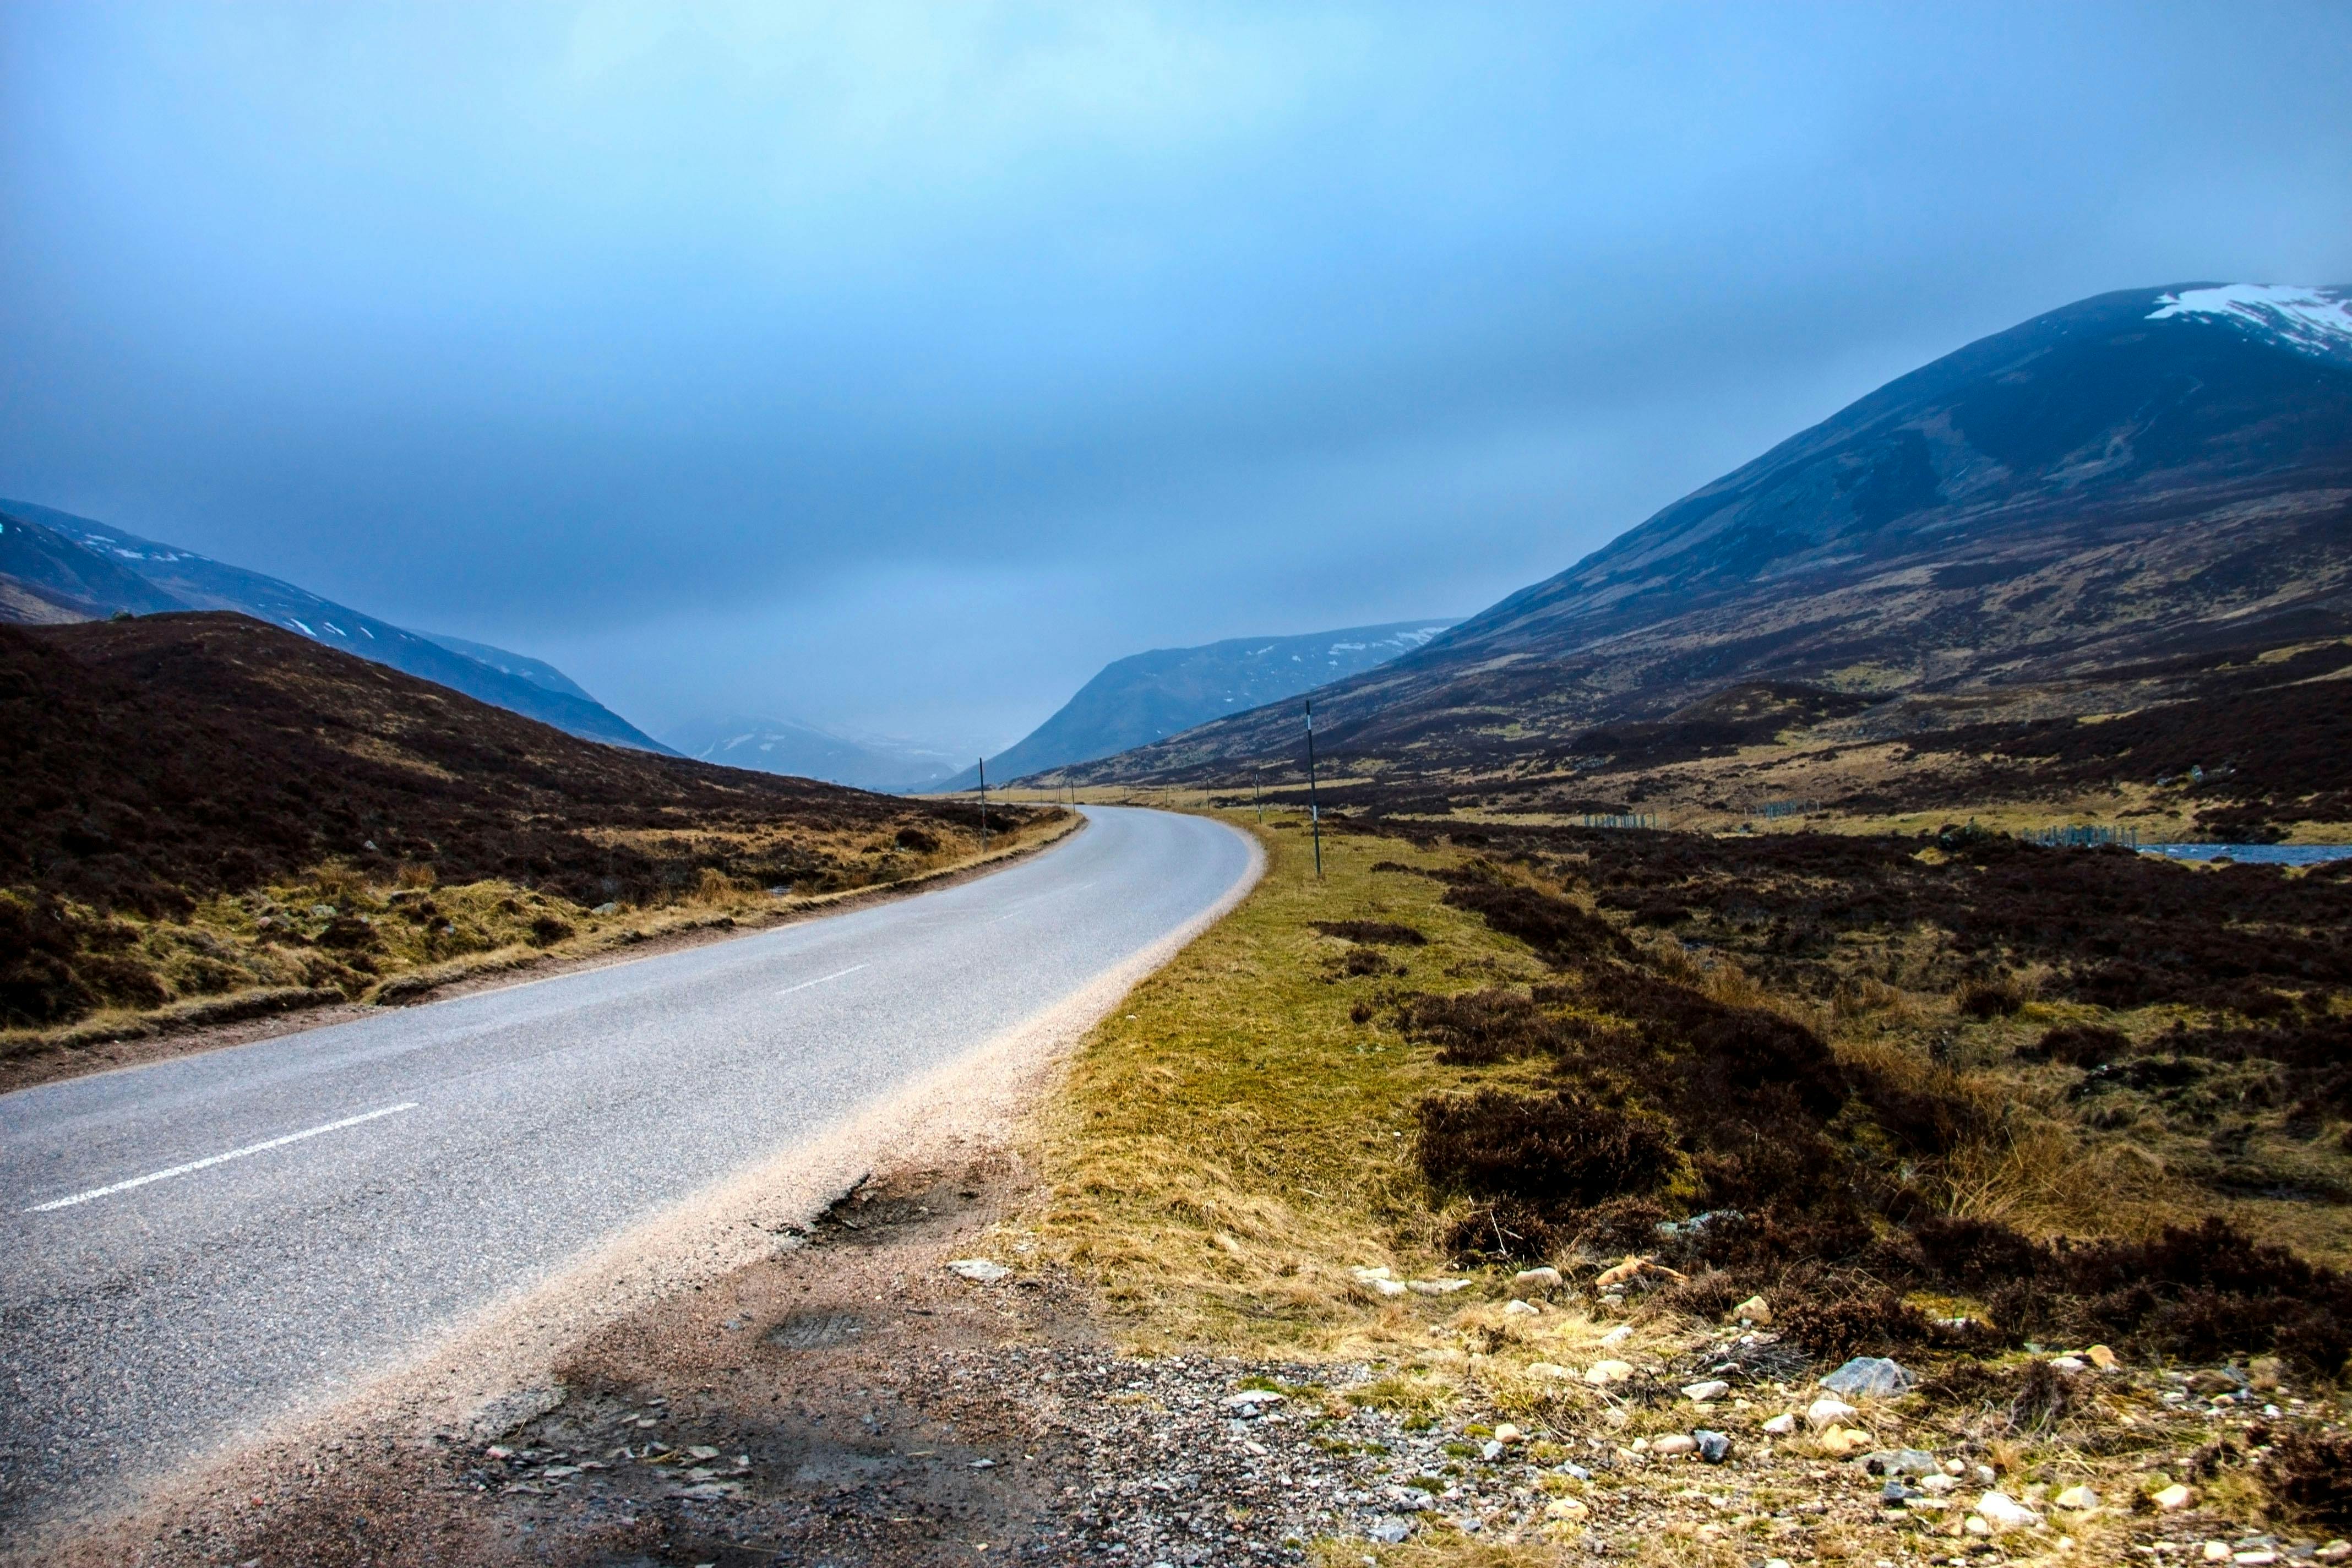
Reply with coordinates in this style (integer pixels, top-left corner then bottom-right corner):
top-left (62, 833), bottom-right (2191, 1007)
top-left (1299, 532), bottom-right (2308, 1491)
top-left (1052, 285), bottom-right (2352, 790)
top-left (0, 612), bottom-right (1016, 918)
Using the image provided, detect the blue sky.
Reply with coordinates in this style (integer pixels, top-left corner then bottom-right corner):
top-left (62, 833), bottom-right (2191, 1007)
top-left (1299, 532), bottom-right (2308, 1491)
top-left (4, 3), bottom-right (2349, 750)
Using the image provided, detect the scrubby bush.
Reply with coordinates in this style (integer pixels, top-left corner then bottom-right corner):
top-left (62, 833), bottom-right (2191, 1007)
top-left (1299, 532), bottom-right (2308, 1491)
top-left (1403, 988), bottom-right (1567, 1065)
top-left (2256, 1428), bottom-right (2352, 1526)
top-left (1954, 977), bottom-right (2024, 1018)
top-left (2021, 1022), bottom-right (2131, 1065)
top-left (1416, 1088), bottom-right (1678, 1210)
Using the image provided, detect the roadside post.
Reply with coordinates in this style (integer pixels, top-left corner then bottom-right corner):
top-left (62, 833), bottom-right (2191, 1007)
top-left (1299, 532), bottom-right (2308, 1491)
top-left (977, 758), bottom-right (988, 851)
top-left (1305, 700), bottom-right (1323, 878)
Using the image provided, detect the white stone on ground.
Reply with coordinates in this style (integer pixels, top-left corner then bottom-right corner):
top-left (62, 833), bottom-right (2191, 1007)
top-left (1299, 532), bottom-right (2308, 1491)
top-left (1973, 1490), bottom-right (2043, 1532)
top-left (1806, 1396), bottom-right (1858, 1430)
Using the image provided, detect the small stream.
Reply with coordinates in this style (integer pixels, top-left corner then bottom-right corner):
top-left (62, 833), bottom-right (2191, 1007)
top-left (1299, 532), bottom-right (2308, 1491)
top-left (2140, 843), bottom-right (2352, 865)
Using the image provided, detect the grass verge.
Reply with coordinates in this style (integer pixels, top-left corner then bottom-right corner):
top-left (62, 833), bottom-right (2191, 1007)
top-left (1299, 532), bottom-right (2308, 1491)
top-left (1018, 812), bottom-right (1535, 1354)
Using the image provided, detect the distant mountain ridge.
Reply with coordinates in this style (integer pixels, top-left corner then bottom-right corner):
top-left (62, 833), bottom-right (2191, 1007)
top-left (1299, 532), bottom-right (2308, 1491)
top-left (1064, 282), bottom-right (2352, 783)
top-left (948, 619), bottom-right (1456, 790)
top-left (662, 715), bottom-right (965, 794)
top-left (0, 498), bottom-right (670, 754)
top-left (420, 630), bottom-right (599, 703)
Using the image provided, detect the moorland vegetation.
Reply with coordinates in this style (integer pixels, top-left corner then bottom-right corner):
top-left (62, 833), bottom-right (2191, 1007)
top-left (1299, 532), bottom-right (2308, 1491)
top-left (1011, 801), bottom-right (2352, 1557)
top-left (0, 613), bottom-right (1058, 1066)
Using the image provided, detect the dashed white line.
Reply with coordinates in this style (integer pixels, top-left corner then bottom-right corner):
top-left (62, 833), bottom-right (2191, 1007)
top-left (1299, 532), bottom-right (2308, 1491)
top-left (26, 1102), bottom-right (420, 1213)
top-left (775, 963), bottom-right (866, 997)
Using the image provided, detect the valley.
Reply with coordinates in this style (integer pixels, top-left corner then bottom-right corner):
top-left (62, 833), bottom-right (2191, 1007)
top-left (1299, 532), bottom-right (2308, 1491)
top-left (12, 8), bottom-right (2352, 1562)
top-left (9, 282), bottom-right (2352, 1568)
top-left (943, 620), bottom-right (1460, 793)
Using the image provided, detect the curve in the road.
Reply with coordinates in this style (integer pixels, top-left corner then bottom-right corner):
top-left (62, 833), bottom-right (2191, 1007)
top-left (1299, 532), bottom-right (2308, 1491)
top-left (0, 805), bottom-right (1257, 1532)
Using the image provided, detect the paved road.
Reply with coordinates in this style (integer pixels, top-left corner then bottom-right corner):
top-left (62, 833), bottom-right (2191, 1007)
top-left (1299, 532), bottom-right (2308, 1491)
top-left (0, 807), bottom-right (1254, 1531)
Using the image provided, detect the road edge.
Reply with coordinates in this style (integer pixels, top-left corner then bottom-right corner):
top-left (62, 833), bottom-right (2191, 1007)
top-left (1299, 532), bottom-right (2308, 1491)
top-left (0, 810), bottom-right (1088, 1099)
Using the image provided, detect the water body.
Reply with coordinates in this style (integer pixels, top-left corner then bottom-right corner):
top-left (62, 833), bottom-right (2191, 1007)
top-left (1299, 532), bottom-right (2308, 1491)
top-left (2141, 843), bottom-right (2352, 866)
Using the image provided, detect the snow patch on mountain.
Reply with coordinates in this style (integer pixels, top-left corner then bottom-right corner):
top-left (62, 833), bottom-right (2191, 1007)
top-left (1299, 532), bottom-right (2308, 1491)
top-left (2148, 284), bottom-right (2352, 364)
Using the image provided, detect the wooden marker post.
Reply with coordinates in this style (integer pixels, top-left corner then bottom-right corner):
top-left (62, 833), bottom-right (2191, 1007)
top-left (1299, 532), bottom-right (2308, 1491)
top-left (1305, 700), bottom-right (1323, 878)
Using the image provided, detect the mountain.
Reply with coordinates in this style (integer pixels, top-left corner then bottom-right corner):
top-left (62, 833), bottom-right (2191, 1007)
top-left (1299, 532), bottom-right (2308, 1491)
top-left (661, 715), bottom-right (966, 794)
top-left (0, 499), bottom-right (671, 754)
top-left (945, 619), bottom-right (1458, 790)
top-left (420, 631), bottom-right (599, 703)
top-left (1064, 282), bottom-right (2352, 784)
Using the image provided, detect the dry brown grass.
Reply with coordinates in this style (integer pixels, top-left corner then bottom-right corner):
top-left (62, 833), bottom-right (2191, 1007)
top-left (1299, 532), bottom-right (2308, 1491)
top-left (0, 810), bottom-right (1078, 1071)
top-left (1011, 814), bottom-right (1550, 1354)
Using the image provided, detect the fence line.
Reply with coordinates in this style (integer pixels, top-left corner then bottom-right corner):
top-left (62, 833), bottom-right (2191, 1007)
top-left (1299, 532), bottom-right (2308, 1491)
top-left (2022, 824), bottom-right (2139, 849)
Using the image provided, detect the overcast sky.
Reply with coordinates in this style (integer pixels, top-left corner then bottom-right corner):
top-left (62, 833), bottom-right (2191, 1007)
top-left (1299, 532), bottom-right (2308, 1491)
top-left (4, 3), bottom-right (2349, 750)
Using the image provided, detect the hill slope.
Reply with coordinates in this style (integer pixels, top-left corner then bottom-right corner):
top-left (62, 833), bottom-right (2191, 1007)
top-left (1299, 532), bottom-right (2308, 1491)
top-left (947, 619), bottom-right (1456, 790)
top-left (1066, 283), bottom-right (2352, 783)
top-left (420, 630), bottom-right (600, 703)
top-left (0, 613), bottom-right (1007, 917)
top-left (0, 499), bottom-right (670, 753)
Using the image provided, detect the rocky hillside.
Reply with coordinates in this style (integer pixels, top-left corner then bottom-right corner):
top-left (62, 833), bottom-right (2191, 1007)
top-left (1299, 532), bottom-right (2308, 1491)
top-left (1060, 284), bottom-right (2352, 784)
top-left (952, 619), bottom-right (1455, 789)
top-left (0, 498), bottom-right (669, 753)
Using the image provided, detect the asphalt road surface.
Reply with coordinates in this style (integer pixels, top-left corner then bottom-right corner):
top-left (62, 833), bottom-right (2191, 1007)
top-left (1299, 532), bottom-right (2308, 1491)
top-left (0, 806), bottom-right (1254, 1532)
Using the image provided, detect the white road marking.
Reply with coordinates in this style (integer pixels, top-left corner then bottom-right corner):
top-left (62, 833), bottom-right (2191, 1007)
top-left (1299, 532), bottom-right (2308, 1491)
top-left (979, 880), bottom-right (1094, 924)
top-left (26, 1102), bottom-right (420, 1213)
top-left (775, 963), bottom-right (866, 997)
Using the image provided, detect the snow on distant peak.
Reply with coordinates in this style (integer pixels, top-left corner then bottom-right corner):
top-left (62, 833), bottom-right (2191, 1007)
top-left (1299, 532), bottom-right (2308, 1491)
top-left (2147, 284), bottom-right (2352, 362)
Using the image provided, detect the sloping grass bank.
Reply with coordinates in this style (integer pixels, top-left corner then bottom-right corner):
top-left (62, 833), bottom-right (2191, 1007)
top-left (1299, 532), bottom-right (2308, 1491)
top-left (1017, 812), bottom-right (1535, 1353)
